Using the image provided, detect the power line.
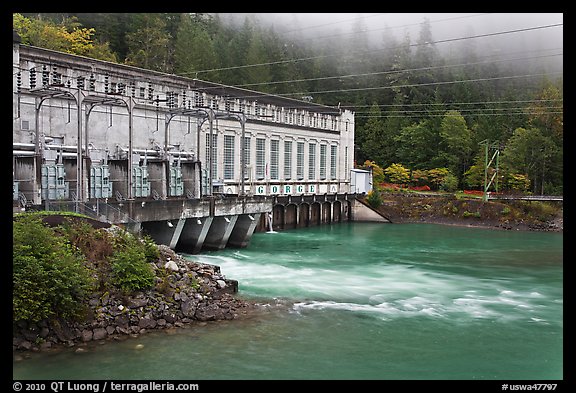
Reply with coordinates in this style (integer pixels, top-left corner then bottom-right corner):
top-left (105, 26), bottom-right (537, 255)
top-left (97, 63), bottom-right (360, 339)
top-left (296, 13), bottom-right (494, 43)
top-left (280, 13), bottom-right (386, 35)
top-left (355, 106), bottom-right (564, 115)
top-left (348, 98), bottom-right (563, 110)
top-left (355, 111), bottom-right (564, 118)
top-left (233, 51), bottom-right (562, 89)
top-left (234, 71), bottom-right (563, 100)
top-left (185, 22), bottom-right (562, 76)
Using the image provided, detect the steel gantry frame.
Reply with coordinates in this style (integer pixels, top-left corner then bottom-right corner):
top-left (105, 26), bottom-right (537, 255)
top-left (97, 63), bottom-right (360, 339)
top-left (479, 139), bottom-right (501, 202)
top-left (28, 83), bottom-right (258, 205)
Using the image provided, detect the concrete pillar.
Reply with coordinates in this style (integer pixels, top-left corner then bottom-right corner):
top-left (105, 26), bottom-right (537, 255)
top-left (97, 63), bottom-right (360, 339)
top-left (193, 216), bottom-right (213, 254)
top-left (175, 216), bottom-right (214, 254)
top-left (228, 213), bottom-right (261, 248)
top-left (169, 216), bottom-right (186, 249)
top-left (140, 220), bottom-right (175, 248)
top-left (203, 215), bottom-right (238, 250)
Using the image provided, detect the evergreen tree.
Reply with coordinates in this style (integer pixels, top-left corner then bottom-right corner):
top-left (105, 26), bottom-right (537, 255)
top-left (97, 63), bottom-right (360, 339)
top-left (438, 110), bottom-right (473, 181)
top-left (174, 13), bottom-right (219, 81)
top-left (124, 14), bottom-right (172, 72)
top-left (245, 26), bottom-right (273, 92)
top-left (360, 103), bottom-right (386, 166)
top-left (501, 127), bottom-right (558, 194)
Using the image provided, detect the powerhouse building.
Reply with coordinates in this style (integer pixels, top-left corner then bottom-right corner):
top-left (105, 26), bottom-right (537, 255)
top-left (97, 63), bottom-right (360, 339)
top-left (12, 31), bottom-right (370, 252)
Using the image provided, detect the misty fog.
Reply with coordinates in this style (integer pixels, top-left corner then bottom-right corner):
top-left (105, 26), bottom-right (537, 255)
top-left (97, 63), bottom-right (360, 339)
top-left (218, 13), bottom-right (563, 73)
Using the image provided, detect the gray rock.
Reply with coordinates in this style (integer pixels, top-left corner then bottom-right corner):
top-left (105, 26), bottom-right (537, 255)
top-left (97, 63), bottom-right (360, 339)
top-left (114, 314), bottom-right (130, 328)
top-left (195, 303), bottom-right (221, 321)
top-left (181, 300), bottom-right (197, 318)
top-left (92, 328), bottom-right (107, 341)
top-left (164, 261), bottom-right (179, 271)
top-left (138, 317), bottom-right (157, 329)
top-left (127, 297), bottom-right (148, 309)
top-left (81, 330), bottom-right (93, 342)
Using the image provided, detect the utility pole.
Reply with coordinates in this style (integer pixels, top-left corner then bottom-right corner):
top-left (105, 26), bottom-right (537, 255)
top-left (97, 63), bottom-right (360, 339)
top-left (479, 139), bottom-right (500, 202)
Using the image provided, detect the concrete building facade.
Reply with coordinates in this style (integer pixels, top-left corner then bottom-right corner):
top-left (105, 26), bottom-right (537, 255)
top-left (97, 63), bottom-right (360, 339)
top-left (12, 33), bottom-right (382, 253)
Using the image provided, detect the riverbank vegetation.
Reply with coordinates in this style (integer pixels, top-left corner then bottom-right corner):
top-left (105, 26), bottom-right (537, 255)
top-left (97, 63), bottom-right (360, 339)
top-left (13, 212), bottom-right (254, 352)
top-left (13, 212), bottom-right (158, 325)
top-left (361, 191), bottom-right (562, 232)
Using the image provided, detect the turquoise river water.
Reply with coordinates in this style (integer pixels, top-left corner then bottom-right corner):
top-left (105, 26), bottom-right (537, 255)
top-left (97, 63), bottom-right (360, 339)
top-left (13, 223), bottom-right (563, 380)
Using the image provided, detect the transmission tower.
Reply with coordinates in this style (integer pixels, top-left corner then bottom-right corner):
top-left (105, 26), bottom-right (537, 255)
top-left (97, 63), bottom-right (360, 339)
top-left (479, 139), bottom-right (501, 202)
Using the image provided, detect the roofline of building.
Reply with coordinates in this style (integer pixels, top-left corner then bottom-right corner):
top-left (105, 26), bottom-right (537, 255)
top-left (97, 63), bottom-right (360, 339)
top-left (17, 43), bottom-right (345, 115)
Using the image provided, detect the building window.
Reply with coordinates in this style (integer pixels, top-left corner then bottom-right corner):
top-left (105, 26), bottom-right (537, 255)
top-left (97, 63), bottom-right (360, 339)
top-left (330, 145), bottom-right (338, 180)
top-left (344, 146), bottom-right (349, 179)
top-left (284, 140), bottom-right (292, 180)
top-left (243, 136), bottom-right (251, 180)
top-left (195, 91), bottom-right (204, 107)
top-left (297, 142), bottom-right (304, 180)
top-left (308, 143), bottom-right (316, 180)
top-left (270, 139), bottom-right (279, 180)
top-left (205, 133), bottom-right (217, 179)
top-left (224, 135), bottom-right (235, 180)
top-left (256, 138), bottom-right (265, 180)
top-left (320, 144), bottom-right (327, 180)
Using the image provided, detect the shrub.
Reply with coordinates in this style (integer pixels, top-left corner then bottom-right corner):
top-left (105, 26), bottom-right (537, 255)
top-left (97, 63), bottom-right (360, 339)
top-left (384, 163), bottom-right (410, 185)
top-left (110, 247), bottom-right (155, 293)
top-left (366, 188), bottom-right (383, 209)
top-left (141, 234), bottom-right (160, 262)
top-left (440, 172), bottom-right (459, 192)
top-left (109, 229), bottom-right (156, 293)
top-left (13, 214), bottom-right (94, 323)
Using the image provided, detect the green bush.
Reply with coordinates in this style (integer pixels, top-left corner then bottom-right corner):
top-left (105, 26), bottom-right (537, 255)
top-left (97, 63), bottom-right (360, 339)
top-left (110, 247), bottom-right (155, 293)
top-left (13, 215), bottom-right (94, 323)
top-left (463, 211), bottom-right (481, 218)
top-left (109, 230), bottom-right (156, 293)
top-left (366, 188), bottom-right (383, 209)
top-left (141, 234), bottom-right (161, 262)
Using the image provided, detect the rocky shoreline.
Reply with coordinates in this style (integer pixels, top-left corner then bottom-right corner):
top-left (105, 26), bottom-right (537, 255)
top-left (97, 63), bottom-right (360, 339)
top-left (13, 245), bottom-right (260, 354)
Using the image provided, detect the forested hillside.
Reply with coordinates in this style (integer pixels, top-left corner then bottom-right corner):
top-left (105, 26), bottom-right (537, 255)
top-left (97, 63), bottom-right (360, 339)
top-left (13, 13), bottom-right (563, 194)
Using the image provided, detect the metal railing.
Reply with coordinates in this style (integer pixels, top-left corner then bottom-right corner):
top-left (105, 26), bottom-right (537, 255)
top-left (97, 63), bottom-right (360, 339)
top-left (44, 198), bottom-right (140, 225)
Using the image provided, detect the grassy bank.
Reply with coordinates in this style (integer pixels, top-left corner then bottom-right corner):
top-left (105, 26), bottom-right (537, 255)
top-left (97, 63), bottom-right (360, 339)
top-left (364, 192), bottom-right (563, 232)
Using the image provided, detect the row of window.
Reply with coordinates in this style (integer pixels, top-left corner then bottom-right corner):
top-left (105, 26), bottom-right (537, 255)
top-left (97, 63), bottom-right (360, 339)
top-left (206, 134), bottom-right (343, 182)
top-left (17, 64), bottom-right (348, 132)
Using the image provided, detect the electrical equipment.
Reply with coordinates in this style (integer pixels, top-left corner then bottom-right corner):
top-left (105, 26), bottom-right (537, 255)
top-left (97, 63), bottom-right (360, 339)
top-left (90, 165), bottom-right (113, 198)
top-left (169, 164), bottom-right (184, 197)
top-left (41, 163), bottom-right (69, 200)
top-left (132, 164), bottom-right (150, 198)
